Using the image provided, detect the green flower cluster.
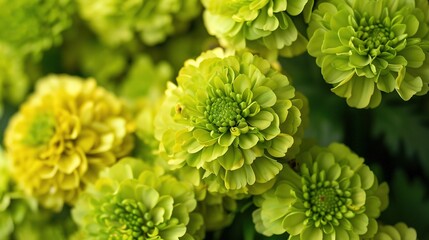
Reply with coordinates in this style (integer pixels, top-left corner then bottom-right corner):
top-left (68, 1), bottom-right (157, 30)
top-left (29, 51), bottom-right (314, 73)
top-left (0, 0), bottom-right (74, 56)
top-left (0, 0), bottom-right (74, 114)
top-left (72, 157), bottom-right (204, 240)
top-left (155, 48), bottom-right (307, 196)
top-left (77, 0), bottom-right (201, 46)
top-left (253, 143), bottom-right (389, 239)
top-left (308, 0), bottom-right (429, 108)
top-left (202, 0), bottom-right (314, 58)
top-left (0, 0), bottom-right (425, 237)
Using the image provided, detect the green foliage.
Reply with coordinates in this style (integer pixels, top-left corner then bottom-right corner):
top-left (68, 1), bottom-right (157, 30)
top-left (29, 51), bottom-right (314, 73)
top-left (380, 170), bottom-right (429, 238)
top-left (372, 103), bottom-right (429, 175)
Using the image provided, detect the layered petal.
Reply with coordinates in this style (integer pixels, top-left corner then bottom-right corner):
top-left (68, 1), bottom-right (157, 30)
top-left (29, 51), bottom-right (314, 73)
top-left (253, 143), bottom-right (388, 239)
top-left (4, 75), bottom-right (135, 211)
top-left (155, 49), bottom-right (308, 197)
top-left (307, 0), bottom-right (429, 108)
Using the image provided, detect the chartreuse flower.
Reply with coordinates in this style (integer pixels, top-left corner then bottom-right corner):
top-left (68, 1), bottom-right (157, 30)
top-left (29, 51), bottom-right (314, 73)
top-left (362, 222), bottom-right (417, 240)
top-left (308, 0), bottom-right (429, 108)
top-left (253, 143), bottom-right (389, 239)
top-left (72, 157), bottom-right (204, 240)
top-left (0, 0), bottom-right (74, 56)
top-left (4, 75), bottom-right (134, 211)
top-left (77, 0), bottom-right (201, 46)
top-left (155, 48), bottom-right (307, 197)
top-left (202, 0), bottom-right (314, 58)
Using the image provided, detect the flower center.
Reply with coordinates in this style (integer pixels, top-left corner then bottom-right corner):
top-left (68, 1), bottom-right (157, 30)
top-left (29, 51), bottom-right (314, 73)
top-left (101, 198), bottom-right (177, 239)
top-left (352, 14), bottom-right (406, 58)
top-left (302, 179), bottom-right (357, 227)
top-left (205, 96), bottom-right (243, 130)
top-left (311, 187), bottom-right (337, 213)
top-left (356, 23), bottom-right (391, 48)
top-left (23, 113), bottom-right (56, 146)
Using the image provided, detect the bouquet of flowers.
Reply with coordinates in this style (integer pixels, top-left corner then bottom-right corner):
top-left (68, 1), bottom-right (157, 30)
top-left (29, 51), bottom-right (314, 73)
top-left (1, 0), bottom-right (428, 239)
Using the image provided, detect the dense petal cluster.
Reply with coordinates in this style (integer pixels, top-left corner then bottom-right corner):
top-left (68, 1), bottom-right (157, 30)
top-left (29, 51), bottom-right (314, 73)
top-left (155, 48), bottom-right (307, 196)
top-left (0, 0), bottom-right (74, 56)
top-left (308, 0), bottom-right (429, 108)
top-left (77, 0), bottom-right (201, 46)
top-left (72, 157), bottom-right (203, 240)
top-left (202, 0), bottom-right (314, 57)
top-left (253, 143), bottom-right (389, 239)
top-left (4, 75), bottom-right (134, 211)
top-left (363, 222), bottom-right (417, 240)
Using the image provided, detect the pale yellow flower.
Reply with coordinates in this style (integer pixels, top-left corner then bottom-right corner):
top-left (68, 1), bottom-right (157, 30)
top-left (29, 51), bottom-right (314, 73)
top-left (4, 75), bottom-right (134, 211)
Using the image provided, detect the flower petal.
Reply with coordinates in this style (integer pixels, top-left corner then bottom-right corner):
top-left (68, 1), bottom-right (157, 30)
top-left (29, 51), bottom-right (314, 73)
top-left (247, 110), bottom-right (274, 130)
top-left (282, 211), bottom-right (306, 235)
top-left (252, 86), bottom-right (277, 108)
top-left (238, 133), bottom-right (259, 149)
top-left (302, 226), bottom-right (323, 240)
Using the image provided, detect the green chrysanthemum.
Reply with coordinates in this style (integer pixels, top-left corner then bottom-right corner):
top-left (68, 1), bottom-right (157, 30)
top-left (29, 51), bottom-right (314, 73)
top-left (308, 0), bottom-right (429, 108)
top-left (72, 157), bottom-right (204, 240)
top-left (253, 143), bottom-right (389, 239)
top-left (362, 222), bottom-right (417, 240)
top-left (4, 75), bottom-right (135, 211)
top-left (77, 0), bottom-right (201, 46)
top-left (0, 0), bottom-right (74, 56)
top-left (155, 48), bottom-right (307, 196)
top-left (202, 0), bottom-right (314, 58)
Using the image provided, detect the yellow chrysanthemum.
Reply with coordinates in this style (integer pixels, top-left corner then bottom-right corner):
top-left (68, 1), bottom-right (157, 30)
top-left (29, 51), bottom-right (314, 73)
top-left (4, 75), bottom-right (134, 211)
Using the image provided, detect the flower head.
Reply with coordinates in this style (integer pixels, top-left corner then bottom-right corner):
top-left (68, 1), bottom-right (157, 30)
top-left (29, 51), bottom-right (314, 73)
top-left (4, 75), bottom-right (134, 211)
top-left (78, 0), bottom-right (202, 46)
top-left (155, 48), bottom-right (307, 196)
top-left (202, 0), bottom-right (314, 57)
top-left (0, 0), bottom-right (74, 56)
top-left (253, 143), bottom-right (388, 239)
top-left (363, 222), bottom-right (417, 240)
top-left (307, 0), bottom-right (429, 108)
top-left (72, 157), bottom-right (204, 240)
